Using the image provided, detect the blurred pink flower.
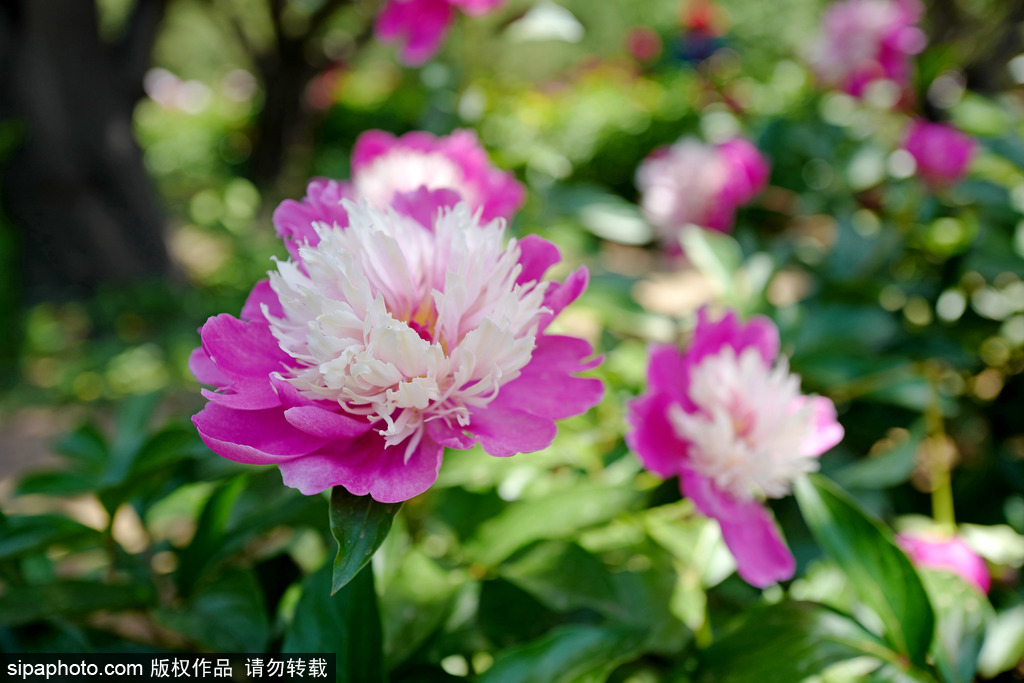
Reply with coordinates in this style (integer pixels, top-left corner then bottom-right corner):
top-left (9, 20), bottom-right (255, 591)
top-left (192, 196), bottom-right (602, 503)
top-left (809, 0), bottom-right (925, 98)
top-left (273, 129), bottom-right (524, 263)
top-left (903, 120), bottom-right (975, 189)
top-left (635, 137), bottom-right (769, 248)
top-left (897, 532), bottom-right (990, 593)
top-left (627, 309), bottom-right (843, 587)
top-left (376, 0), bottom-right (505, 65)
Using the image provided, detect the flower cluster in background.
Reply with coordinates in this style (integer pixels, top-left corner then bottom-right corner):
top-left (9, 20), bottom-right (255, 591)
top-left (635, 137), bottom-right (770, 250)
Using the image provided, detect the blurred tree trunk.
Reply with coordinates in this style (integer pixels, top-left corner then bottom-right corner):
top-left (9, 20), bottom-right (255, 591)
top-left (0, 0), bottom-right (172, 298)
top-left (218, 0), bottom-right (375, 190)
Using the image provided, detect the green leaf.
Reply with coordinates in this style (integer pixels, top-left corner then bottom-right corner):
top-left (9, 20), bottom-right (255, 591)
top-left (380, 549), bottom-right (464, 668)
top-left (979, 604), bottom-right (1024, 678)
top-left (15, 470), bottom-right (96, 497)
top-left (679, 225), bottom-right (743, 300)
top-left (176, 474), bottom-right (247, 597)
top-left (501, 541), bottom-right (622, 618)
top-left (697, 601), bottom-right (895, 683)
top-left (0, 514), bottom-right (101, 561)
top-left (0, 581), bottom-right (155, 626)
top-left (156, 569), bottom-right (270, 653)
top-left (464, 483), bottom-right (642, 566)
top-left (479, 624), bottom-right (647, 683)
top-left (283, 562), bottom-right (384, 683)
top-left (921, 570), bottom-right (992, 683)
top-left (795, 475), bottom-right (936, 669)
top-left (329, 486), bottom-right (401, 594)
top-left (53, 423), bottom-right (108, 475)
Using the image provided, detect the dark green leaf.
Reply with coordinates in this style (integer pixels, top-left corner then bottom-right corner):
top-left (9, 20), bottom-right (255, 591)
top-left (379, 549), bottom-right (463, 668)
top-left (501, 541), bottom-right (622, 618)
top-left (54, 423), bottom-right (108, 473)
top-left (697, 601), bottom-right (895, 683)
top-left (156, 569), bottom-right (270, 653)
top-left (464, 484), bottom-right (642, 566)
top-left (0, 581), bottom-right (155, 626)
top-left (283, 562), bottom-right (384, 683)
top-left (329, 486), bottom-right (401, 594)
top-left (176, 474), bottom-right (246, 597)
top-left (795, 475), bottom-right (935, 669)
top-left (0, 514), bottom-right (101, 560)
top-left (479, 624), bottom-right (647, 683)
top-left (15, 470), bottom-right (96, 497)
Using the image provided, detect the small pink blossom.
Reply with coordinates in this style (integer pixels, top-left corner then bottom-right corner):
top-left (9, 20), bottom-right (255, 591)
top-left (809, 0), bottom-right (926, 98)
top-left (897, 532), bottom-right (990, 593)
top-left (635, 137), bottom-right (770, 248)
top-left (192, 194), bottom-right (602, 503)
top-left (376, 0), bottom-right (505, 66)
top-left (273, 129), bottom-right (524, 263)
top-left (627, 309), bottom-right (843, 587)
top-left (902, 120), bottom-right (975, 189)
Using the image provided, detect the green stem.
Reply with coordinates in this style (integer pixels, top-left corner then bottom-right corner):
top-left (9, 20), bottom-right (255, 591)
top-left (924, 364), bottom-right (956, 533)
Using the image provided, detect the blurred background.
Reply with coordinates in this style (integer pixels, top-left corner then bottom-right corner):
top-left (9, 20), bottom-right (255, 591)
top-left (2, 0), bottom-right (1024, 679)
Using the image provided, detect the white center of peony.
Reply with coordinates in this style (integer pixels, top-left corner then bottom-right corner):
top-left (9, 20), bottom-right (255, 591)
top-left (354, 151), bottom-right (473, 207)
top-left (667, 346), bottom-right (821, 501)
top-left (266, 201), bottom-right (547, 456)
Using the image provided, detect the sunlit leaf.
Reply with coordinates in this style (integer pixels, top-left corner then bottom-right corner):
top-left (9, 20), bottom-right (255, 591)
top-left (795, 475), bottom-right (935, 669)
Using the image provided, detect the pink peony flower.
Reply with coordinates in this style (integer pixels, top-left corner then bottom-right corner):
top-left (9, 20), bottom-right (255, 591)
top-left (635, 137), bottom-right (770, 248)
top-left (376, 0), bottom-right (506, 66)
top-left (897, 532), bottom-right (990, 593)
top-left (809, 0), bottom-right (926, 98)
top-left (273, 129), bottom-right (525, 264)
top-left (902, 120), bottom-right (975, 189)
top-left (626, 309), bottom-right (844, 587)
top-left (191, 193), bottom-right (602, 503)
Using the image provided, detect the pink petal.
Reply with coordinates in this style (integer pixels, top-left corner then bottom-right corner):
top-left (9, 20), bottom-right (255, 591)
top-left (897, 533), bottom-right (990, 593)
top-left (272, 178), bottom-right (352, 261)
top-left (645, 344), bottom-right (694, 408)
top-left (717, 138), bottom-right (770, 206)
top-left (470, 404), bottom-right (558, 457)
top-left (451, 0), bottom-right (505, 15)
top-left (390, 187), bottom-right (463, 229)
top-left (189, 347), bottom-right (229, 387)
top-left (193, 403), bottom-right (327, 465)
top-left (799, 395), bottom-right (844, 456)
top-left (538, 266), bottom-right (589, 332)
top-left (516, 234), bottom-right (561, 285)
top-left (625, 392), bottom-right (690, 479)
top-left (427, 420), bottom-right (477, 449)
top-left (279, 432), bottom-right (444, 502)
top-left (201, 379), bottom-right (280, 410)
top-left (438, 129), bottom-right (524, 221)
top-left (375, 0), bottom-right (455, 66)
top-left (200, 314), bottom-right (290, 379)
top-left (351, 130), bottom-right (400, 170)
top-left (240, 279), bottom-right (284, 322)
top-left (681, 470), bottom-right (795, 587)
top-left (494, 335), bottom-right (603, 419)
top-left (284, 405), bottom-right (374, 440)
top-left (690, 308), bottom-right (779, 367)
